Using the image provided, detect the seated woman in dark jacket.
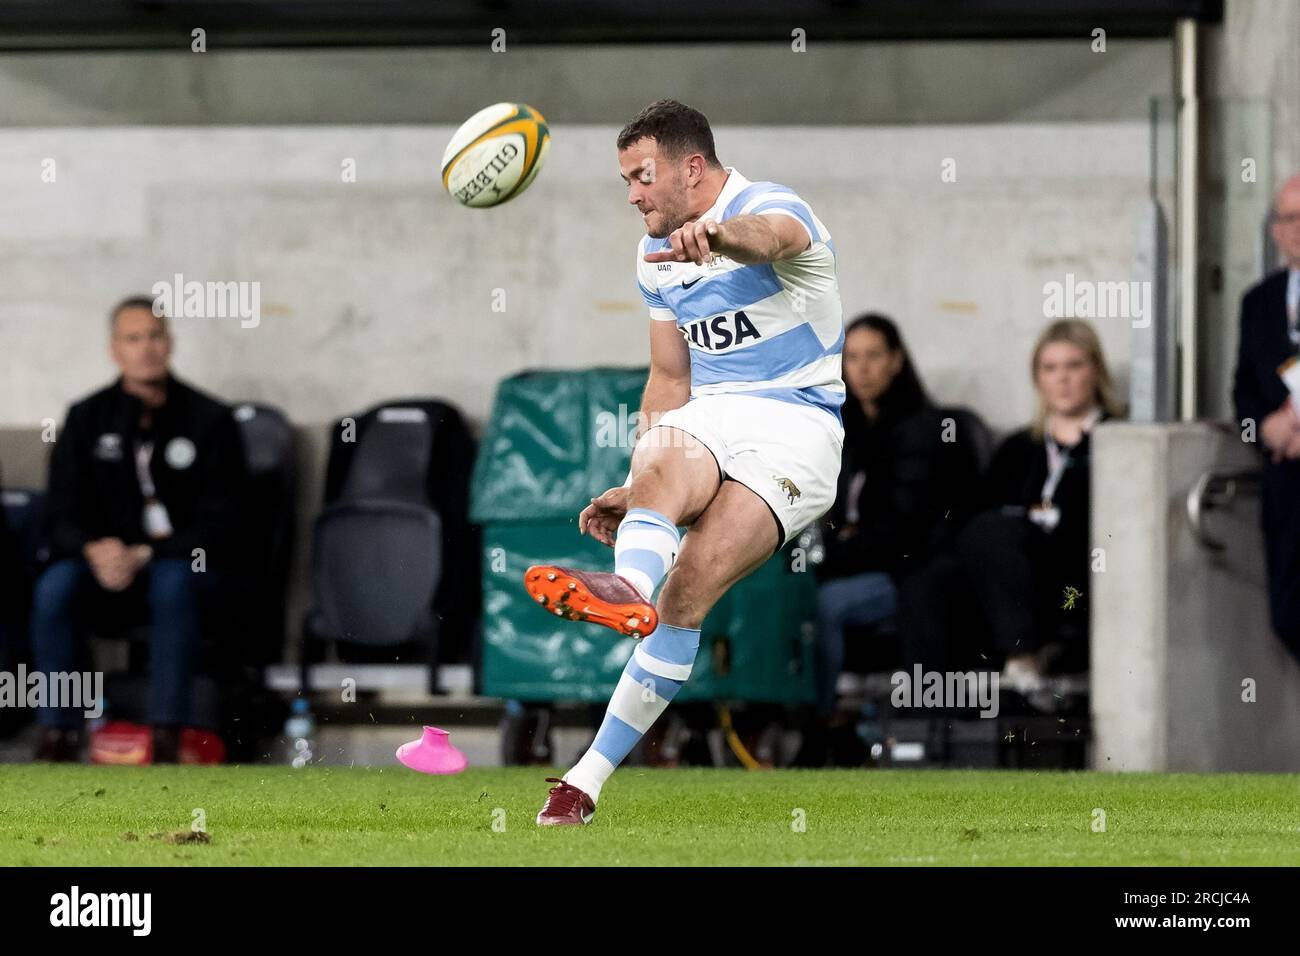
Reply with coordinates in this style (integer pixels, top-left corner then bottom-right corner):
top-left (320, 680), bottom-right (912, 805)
top-left (955, 318), bottom-right (1123, 689)
top-left (802, 314), bottom-right (957, 760)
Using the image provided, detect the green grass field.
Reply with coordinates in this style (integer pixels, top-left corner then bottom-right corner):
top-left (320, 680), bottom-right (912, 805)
top-left (1, 765), bottom-right (1296, 866)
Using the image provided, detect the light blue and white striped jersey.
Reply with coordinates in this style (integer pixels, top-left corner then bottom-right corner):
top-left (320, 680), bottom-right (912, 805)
top-left (636, 167), bottom-right (846, 424)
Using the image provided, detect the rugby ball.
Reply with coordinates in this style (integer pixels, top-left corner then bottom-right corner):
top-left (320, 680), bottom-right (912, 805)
top-left (441, 102), bottom-right (551, 208)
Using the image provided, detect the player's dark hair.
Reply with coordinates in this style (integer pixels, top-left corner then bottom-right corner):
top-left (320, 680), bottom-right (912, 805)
top-left (109, 294), bottom-right (167, 332)
top-left (842, 312), bottom-right (932, 430)
top-left (617, 99), bottom-right (721, 166)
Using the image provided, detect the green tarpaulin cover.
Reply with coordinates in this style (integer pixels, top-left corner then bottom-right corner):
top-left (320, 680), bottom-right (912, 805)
top-left (472, 368), bottom-right (816, 703)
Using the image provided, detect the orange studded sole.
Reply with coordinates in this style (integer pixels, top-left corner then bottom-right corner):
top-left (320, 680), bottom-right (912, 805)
top-left (523, 565), bottom-right (657, 639)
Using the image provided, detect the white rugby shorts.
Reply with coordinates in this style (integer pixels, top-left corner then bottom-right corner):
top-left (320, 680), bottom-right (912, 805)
top-left (640, 393), bottom-right (844, 552)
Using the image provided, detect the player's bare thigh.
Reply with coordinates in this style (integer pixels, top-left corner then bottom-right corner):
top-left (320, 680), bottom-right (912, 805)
top-left (656, 478), bottom-right (780, 629)
top-left (627, 424), bottom-right (721, 527)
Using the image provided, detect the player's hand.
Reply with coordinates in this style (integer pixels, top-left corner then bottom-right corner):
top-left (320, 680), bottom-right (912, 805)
top-left (643, 218), bottom-right (722, 266)
top-left (578, 486), bottom-right (630, 547)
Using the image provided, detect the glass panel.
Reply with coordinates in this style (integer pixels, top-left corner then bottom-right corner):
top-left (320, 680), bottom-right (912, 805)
top-left (1199, 98), bottom-right (1273, 422)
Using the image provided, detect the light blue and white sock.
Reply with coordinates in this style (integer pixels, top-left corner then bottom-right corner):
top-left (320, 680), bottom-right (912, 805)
top-left (614, 507), bottom-right (680, 601)
top-left (561, 622), bottom-right (701, 803)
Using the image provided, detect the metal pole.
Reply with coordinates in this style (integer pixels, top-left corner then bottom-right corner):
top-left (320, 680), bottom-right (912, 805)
top-left (1174, 17), bottom-right (1200, 421)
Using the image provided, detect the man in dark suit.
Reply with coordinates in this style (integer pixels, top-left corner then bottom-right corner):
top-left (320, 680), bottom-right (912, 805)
top-left (1233, 174), bottom-right (1300, 660)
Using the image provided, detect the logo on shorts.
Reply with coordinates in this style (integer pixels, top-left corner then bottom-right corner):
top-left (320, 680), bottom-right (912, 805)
top-left (773, 475), bottom-right (802, 504)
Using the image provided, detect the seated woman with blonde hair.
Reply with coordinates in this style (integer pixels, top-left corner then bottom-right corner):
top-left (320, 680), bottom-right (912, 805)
top-left (956, 318), bottom-right (1124, 691)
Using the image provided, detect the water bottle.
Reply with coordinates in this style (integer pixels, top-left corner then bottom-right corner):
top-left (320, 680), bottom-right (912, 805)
top-left (858, 700), bottom-right (887, 766)
top-left (284, 698), bottom-right (316, 768)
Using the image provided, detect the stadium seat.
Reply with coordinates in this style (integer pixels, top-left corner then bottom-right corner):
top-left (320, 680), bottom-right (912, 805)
top-left (0, 487), bottom-right (46, 737)
top-left (937, 404), bottom-right (996, 526)
top-left (324, 399), bottom-right (479, 663)
top-left (228, 402), bottom-right (297, 666)
top-left (1, 487), bottom-right (49, 579)
top-left (310, 500), bottom-right (442, 648)
top-left (302, 398), bottom-right (477, 690)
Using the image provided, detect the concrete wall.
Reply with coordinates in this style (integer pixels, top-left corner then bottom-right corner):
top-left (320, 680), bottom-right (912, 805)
top-left (1203, 0), bottom-right (1300, 200)
top-left (1092, 421), bottom-right (1300, 771)
top-left (0, 41), bottom-right (1171, 127)
top-left (0, 122), bottom-right (1151, 437)
top-left (0, 36), bottom-right (1174, 435)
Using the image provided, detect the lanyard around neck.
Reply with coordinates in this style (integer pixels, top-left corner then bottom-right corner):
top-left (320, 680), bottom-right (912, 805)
top-left (1041, 408), bottom-right (1101, 504)
top-left (1288, 268), bottom-right (1300, 347)
top-left (135, 440), bottom-right (157, 498)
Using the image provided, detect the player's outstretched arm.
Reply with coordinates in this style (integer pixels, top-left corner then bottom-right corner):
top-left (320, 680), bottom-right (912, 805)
top-left (643, 213), bottom-right (809, 266)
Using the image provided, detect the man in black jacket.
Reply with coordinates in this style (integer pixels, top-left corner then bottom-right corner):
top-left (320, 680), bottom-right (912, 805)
top-left (32, 296), bottom-right (246, 761)
top-left (1233, 173), bottom-right (1300, 661)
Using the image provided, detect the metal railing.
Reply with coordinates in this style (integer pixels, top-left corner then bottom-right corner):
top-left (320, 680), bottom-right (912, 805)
top-left (1186, 468), bottom-right (1262, 552)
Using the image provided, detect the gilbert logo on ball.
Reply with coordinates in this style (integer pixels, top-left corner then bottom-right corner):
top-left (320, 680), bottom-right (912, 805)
top-left (441, 102), bottom-right (551, 207)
